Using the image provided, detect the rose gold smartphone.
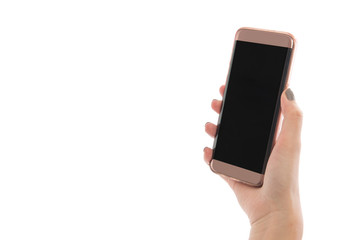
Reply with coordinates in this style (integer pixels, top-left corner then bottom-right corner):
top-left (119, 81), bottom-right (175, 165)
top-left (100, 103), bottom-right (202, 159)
top-left (210, 27), bottom-right (295, 187)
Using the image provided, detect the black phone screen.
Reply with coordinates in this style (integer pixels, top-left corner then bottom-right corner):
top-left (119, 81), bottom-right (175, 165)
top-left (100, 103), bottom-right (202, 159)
top-left (212, 40), bottom-right (292, 174)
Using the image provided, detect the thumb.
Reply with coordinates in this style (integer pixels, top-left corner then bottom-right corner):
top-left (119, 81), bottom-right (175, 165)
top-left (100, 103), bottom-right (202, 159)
top-left (276, 88), bottom-right (303, 153)
top-left (264, 88), bottom-right (303, 189)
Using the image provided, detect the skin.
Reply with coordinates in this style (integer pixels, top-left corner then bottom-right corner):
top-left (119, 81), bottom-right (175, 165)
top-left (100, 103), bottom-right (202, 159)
top-left (204, 85), bottom-right (303, 240)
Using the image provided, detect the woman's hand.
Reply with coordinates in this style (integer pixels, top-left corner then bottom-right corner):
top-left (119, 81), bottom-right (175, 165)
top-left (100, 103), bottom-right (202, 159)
top-left (204, 86), bottom-right (303, 240)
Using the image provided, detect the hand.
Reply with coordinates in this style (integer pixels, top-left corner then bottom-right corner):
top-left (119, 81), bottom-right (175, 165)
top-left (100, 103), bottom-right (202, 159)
top-left (204, 86), bottom-right (303, 240)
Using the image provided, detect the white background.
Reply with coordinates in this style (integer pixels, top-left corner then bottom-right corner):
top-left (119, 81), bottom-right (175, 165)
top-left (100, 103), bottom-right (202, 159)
top-left (0, 0), bottom-right (359, 239)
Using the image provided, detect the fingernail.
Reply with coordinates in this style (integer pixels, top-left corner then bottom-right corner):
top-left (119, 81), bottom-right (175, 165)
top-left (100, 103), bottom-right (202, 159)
top-left (203, 147), bottom-right (207, 152)
top-left (285, 88), bottom-right (295, 101)
top-left (205, 122), bottom-right (209, 127)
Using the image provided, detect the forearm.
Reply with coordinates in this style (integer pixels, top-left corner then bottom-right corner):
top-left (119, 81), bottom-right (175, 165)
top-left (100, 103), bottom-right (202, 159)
top-left (249, 212), bottom-right (303, 240)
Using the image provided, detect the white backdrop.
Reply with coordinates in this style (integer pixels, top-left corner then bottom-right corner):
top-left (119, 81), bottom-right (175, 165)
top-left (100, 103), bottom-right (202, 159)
top-left (0, 0), bottom-right (359, 239)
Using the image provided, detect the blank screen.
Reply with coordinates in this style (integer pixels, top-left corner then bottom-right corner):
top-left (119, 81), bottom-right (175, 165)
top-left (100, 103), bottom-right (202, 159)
top-left (212, 40), bottom-right (291, 174)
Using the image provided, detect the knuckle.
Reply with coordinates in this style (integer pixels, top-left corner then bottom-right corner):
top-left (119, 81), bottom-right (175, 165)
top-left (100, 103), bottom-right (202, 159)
top-left (290, 108), bottom-right (303, 120)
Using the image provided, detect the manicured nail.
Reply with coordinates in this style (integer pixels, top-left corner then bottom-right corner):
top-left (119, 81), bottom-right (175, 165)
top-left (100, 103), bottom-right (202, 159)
top-left (285, 88), bottom-right (295, 101)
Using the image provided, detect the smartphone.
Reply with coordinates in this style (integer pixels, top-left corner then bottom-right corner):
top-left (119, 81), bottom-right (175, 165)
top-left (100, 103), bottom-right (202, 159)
top-left (210, 27), bottom-right (295, 187)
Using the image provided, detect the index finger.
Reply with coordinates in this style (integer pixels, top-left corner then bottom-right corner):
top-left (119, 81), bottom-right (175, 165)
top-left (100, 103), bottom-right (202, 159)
top-left (220, 85), bottom-right (225, 97)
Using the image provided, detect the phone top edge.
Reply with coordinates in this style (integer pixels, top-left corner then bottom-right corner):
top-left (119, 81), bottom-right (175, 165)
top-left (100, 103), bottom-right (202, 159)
top-left (235, 27), bottom-right (295, 49)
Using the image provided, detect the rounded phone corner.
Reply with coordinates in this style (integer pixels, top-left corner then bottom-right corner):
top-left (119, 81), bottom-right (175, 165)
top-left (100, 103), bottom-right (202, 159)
top-left (235, 27), bottom-right (249, 35)
top-left (284, 32), bottom-right (296, 49)
top-left (250, 178), bottom-right (264, 188)
top-left (209, 159), bottom-right (218, 174)
top-left (235, 27), bottom-right (251, 39)
top-left (234, 174), bottom-right (264, 188)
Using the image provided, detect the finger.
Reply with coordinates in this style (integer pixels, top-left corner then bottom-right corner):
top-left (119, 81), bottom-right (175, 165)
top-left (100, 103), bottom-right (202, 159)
top-left (205, 122), bottom-right (217, 137)
top-left (220, 85), bottom-right (225, 97)
top-left (273, 88), bottom-right (302, 167)
top-left (211, 99), bottom-right (222, 114)
top-left (279, 88), bottom-right (303, 147)
top-left (203, 147), bottom-right (213, 165)
top-left (264, 88), bottom-right (303, 189)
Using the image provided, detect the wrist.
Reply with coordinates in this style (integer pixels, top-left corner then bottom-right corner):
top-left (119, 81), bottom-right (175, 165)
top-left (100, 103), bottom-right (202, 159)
top-left (249, 211), bottom-right (303, 240)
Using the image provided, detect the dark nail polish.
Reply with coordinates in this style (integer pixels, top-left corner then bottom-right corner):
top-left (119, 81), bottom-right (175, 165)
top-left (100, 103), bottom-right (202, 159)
top-left (285, 88), bottom-right (295, 101)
